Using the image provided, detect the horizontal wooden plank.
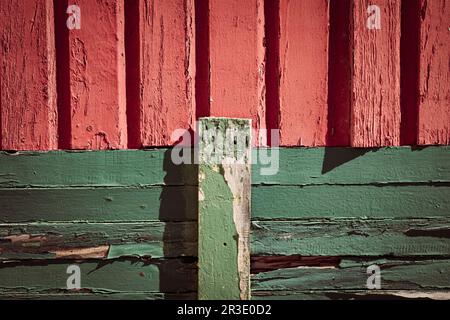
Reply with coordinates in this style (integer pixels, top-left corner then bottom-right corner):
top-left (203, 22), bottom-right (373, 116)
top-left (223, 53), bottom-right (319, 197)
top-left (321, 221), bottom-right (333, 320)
top-left (251, 218), bottom-right (450, 256)
top-left (252, 259), bottom-right (450, 292)
top-left (252, 185), bottom-right (450, 219)
top-left (253, 147), bottom-right (450, 185)
top-left (0, 258), bottom-right (195, 294)
top-left (0, 149), bottom-right (196, 187)
top-left (0, 222), bottom-right (196, 260)
top-left (0, 291), bottom-right (195, 300)
top-left (0, 187), bottom-right (197, 222)
top-left (1, 147), bottom-right (448, 187)
top-left (252, 290), bottom-right (450, 300)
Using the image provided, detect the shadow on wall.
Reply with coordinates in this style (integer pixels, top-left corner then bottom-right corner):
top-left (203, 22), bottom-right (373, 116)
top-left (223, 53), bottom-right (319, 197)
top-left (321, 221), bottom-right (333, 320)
top-left (159, 148), bottom-right (198, 299)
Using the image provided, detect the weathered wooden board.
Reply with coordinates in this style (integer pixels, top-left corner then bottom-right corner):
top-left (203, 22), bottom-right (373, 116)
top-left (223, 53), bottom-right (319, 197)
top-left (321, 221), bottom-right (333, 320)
top-left (57, 0), bottom-right (128, 149)
top-left (125, 0), bottom-right (195, 147)
top-left (252, 290), bottom-right (450, 300)
top-left (204, 0), bottom-right (266, 146)
top-left (252, 259), bottom-right (450, 292)
top-left (0, 0), bottom-right (57, 151)
top-left (276, 0), bottom-right (329, 146)
top-left (0, 259), bottom-right (196, 294)
top-left (0, 222), bottom-right (196, 260)
top-left (417, 0), bottom-right (450, 145)
top-left (350, 0), bottom-right (401, 147)
top-left (0, 187), bottom-right (197, 222)
top-left (198, 118), bottom-right (251, 300)
top-left (253, 147), bottom-right (450, 185)
top-left (251, 218), bottom-right (450, 256)
top-left (0, 292), bottom-right (195, 300)
top-left (252, 185), bottom-right (450, 219)
top-left (1, 147), bottom-right (448, 188)
top-left (0, 149), bottom-right (196, 187)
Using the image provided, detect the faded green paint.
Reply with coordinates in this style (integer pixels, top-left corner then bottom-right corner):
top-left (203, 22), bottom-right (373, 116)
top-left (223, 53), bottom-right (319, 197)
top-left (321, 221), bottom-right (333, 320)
top-left (0, 186), bottom-right (197, 222)
top-left (253, 185), bottom-right (450, 219)
top-left (0, 146), bottom-right (449, 300)
top-left (198, 118), bottom-right (251, 300)
top-left (253, 146), bottom-right (450, 185)
top-left (252, 290), bottom-right (450, 300)
top-left (252, 259), bottom-right (450, 292)
top-left (198, 165), bottom-right (240, 299)
top-left (0, 149), bottom-right (196, 187)
top-left (251, 218), bottom-right (450, 256)
top-left (0, 259), bottom-right (196, 294)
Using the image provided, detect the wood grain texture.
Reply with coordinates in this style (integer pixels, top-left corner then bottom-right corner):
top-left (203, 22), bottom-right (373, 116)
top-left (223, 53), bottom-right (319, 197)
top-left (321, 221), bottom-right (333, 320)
top-left (252, 184), bottom-right (450, 219)
top-left (417, 0), bottom-right (450, 145)
top-left (1, 147), bottom-right (448, 187)
top-left (0, 292), bottom-right (195, 300)
top-left (252, 258), bottom-right (450, 292)
top-left (252, 290), bottom-right (450, 300)
top-left (0, 0), bottom-right (57, 151)
top-left (207, 0), bottom-right (266, 146)
top-left (198, 118), bottom-right (251, 300)
top-left (0, 186), bottom-right (197, 222)
top-left (0, 149), bottom-right (196, 187)
top-left (252, 218), bottom-right (450, 256)
top-left (0, 259), bottom-right (196, 294)
top-left (126, 0), bottom-right (195, 147)
top-left (253, 147), bottom-right (450, 185)
top-left (64, 0), bottom-right (127, 149)
top-left (0, 221), bottom-right (196, 260)
top-left (277, 0), bottom-right (329, 146)
top-left (351, 0), bottom-right (401, 147)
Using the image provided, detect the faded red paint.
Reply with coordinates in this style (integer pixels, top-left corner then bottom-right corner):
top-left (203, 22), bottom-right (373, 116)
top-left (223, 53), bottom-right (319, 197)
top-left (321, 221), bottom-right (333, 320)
top-left (0, 0), bottom-right (448, 151)
top-left (0, 0), bottom-right (57, 151)
top-left (350, 0), bottom-right (400, 147)
top-left (206, 0), bottom-right (266, 146)
top-left (126, 0), bottom-right (196, 148)
top-left (65, 0), bottom-right (127, 150)
top-left (351, 0), bottom-right (401, 147)
top-left (417, 0), bottom-right (450, 145)
top-left (277, 0), bottom-right (329, 146)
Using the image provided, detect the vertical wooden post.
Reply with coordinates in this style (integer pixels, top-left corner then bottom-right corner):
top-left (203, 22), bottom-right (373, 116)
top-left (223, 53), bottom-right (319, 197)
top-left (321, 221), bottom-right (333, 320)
top-left (0, 0), bottom-right (57, 151)
top-left (417, 0), bottom-right (449, 145)
top-left (198, 117), bottom-right (251, 300)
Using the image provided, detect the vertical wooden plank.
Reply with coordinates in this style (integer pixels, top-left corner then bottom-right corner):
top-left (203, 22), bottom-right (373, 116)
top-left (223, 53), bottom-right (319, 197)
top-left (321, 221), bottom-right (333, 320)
top-left (350, 0), bottom-right (401, 147)
top-left (417, 0), bottom-right (450, 145)
top-left (0, 0), bottom-right (57, 151)
top-left (198, 117), bottom-right (251, 300)
top-left (126, 0), bottom-right (195, 148)
top-left (65, 0), bottom-right (127, 149)
top-left (277, 0), bottom-right (329, 146)
top-left (207, 0), bottom-right (266, 146)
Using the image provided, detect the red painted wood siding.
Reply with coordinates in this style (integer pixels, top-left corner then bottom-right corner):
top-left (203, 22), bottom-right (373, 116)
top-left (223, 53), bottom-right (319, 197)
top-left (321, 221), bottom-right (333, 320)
top-left (0, 0), bottom-right (57, 151)
top-left (0, 0), bottom-right (448, 150)
top-left (350, 0), bottom-right (401, 147)
top-left (126, 0), bottom-right (196, 148)
top-left (417, 0), bottom-right (450, 145)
